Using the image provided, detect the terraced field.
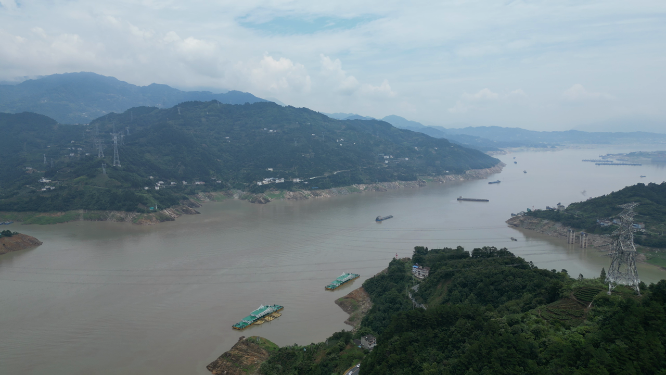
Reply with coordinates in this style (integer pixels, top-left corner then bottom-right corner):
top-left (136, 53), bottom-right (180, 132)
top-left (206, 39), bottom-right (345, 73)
top-left (539, 298), bottom-right (586, 326)
top-left (573, 287), bottom-right (604, 304)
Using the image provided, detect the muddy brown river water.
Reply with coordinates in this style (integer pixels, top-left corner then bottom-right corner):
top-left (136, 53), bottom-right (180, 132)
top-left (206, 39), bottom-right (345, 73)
top-left (1, 146), bottom-right (665, 374)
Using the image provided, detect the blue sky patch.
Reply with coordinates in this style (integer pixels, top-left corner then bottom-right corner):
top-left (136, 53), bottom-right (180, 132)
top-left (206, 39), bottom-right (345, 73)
top-left (238, 15), bottom-right (379, 35)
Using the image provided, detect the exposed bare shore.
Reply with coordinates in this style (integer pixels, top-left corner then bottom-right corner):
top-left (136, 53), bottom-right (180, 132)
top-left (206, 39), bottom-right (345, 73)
top-left (334, 286), bottom-right (373, 328)
top-left (206, 336), bottom-right (274, 375)
top-left (0, 233), bottom-right (43, 255)
top-left (1, 163), bottom-right (504, 226)
top-left (506, 215), bottom-right (654, 263)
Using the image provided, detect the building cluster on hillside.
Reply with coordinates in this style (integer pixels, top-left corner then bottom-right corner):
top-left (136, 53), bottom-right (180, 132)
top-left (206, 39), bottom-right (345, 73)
top-left (257, 177), bottom-right (285, 186)
top-left (412, 264), bottom-right (430, 279)
top-left (356, 335), bottom-right (376, 350)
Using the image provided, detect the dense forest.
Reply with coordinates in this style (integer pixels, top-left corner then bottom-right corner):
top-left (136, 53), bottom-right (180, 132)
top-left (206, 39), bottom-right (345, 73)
top-left (0, 102), bottom-right (498, 213)
top-left (527, 182), bottom-right (666, 248)
top-left (256, 246), bottom-right (666, 374)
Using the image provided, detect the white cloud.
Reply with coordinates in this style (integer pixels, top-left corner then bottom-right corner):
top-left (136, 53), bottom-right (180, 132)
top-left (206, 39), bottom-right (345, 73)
top-left (360, 79), bottom-right (396, 98)
top-left (319, 54), bottom-right (395, 97)
top-left (563, 84), bottom-right (614, 101)
top-left (449, 88), bottom-right (523, 113)
top-left (462, 88), bottom-right (499, 101)
top-left (0, 0), bottom-right (664, 129)
top-left (247, 55), bottom-right (312, 94)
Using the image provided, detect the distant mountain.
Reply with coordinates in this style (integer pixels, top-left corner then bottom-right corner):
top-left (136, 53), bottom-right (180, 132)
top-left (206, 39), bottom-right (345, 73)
top-left (381, 115), bottom-right (507, 152)
top-left (324, 112), bottom-right (375, 121)
top-left (0, 72), bottom-right (267, 124)
top-left (0, 103), bottom-right (499, 212)
top-left (443, 126), bottom-right (666, 145)
top-left (574, 116), bottom-right (666, 134)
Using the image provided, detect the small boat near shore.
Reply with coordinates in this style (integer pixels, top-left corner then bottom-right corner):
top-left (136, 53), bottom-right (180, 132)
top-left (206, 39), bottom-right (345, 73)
top-left (376, 215), bottom-right (393, 222)
top-left (0, 221), bottom-right (13, 225)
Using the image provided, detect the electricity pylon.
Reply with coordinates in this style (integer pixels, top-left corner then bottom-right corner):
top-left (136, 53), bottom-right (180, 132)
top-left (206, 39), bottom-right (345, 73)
top-left (606, 203), bottom-right (641, 295)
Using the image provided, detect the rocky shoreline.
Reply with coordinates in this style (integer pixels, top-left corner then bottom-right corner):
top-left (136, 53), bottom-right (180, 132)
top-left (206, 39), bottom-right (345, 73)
top-left (0, 233), bottom-right (43, 255)
top-left (0, 163), bottom-right (504, 226)
top-left (334, 286), bottom-right (373, 328)
top-left (507, 215), bottom-right (616, 250)
top-left (506, 215), bottom-right (655, 263)
top-left (206, 336), bottom-right (275, 375)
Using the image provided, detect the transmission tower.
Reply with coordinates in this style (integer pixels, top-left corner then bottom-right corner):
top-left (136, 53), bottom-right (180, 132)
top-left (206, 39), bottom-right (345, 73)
top-left (44, 154), bottom-right (47, 165)
top-left (606, 203), bottom-right (641, 295)
top-left (112, 133), bottom-right (121, 167)
top-left (102, 163), bottom-right (106, 175)
top-left (97, 139), bottom-right (104, 158)
top-left (120, 134), bottom-right (125, 146)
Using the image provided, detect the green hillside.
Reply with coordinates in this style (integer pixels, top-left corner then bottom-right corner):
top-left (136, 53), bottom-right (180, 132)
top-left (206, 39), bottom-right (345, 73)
top-left (0, 102), bottom-right (499, 213)
top-left (528, 182), bottom-right (666, 248)
top-left (255, 246), bottom-right (666, 375)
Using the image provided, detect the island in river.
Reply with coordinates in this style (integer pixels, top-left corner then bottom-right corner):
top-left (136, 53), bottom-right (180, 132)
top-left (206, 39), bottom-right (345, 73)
top-left (0, 232), bottom-right (43, 255)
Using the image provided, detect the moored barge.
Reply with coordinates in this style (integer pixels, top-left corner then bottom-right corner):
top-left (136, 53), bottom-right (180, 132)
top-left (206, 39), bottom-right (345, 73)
top-left (457, 196), bottom-right (489, 202)
top-left (232, 304), bottom-right (284, 330)
top-left (325, 273), bottom-right (360, 290)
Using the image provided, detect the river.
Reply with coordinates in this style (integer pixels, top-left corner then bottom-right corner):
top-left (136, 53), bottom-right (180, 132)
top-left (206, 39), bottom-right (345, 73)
top-left (1, 146), bottom-right (665, 374)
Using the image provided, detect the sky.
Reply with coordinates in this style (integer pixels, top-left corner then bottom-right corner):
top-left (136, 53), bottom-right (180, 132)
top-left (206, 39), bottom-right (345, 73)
top-left (1, 0), bottom-right (665, 131)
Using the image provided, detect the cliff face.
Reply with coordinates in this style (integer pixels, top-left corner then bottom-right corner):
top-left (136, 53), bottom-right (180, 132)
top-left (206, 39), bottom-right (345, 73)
top-left (0, 233), bottom-right (43, 255)
top-left (206, 336), bottom-right (274, 375)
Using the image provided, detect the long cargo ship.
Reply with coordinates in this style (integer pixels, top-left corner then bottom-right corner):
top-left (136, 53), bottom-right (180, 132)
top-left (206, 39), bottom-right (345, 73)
top-left (457, 196), bottom-right (489, 202)
top-left (325, 273), bottom-right (360, 290)
top-left (376, 215), bottom-right (393, 222)
top-left (232, 304), bottom-right (284, 330)
top-left (488, 180), bottom-right (500, 184)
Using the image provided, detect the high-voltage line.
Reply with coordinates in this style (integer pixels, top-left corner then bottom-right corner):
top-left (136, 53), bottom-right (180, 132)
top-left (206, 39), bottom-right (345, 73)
top-left (606, 203), bottom-right (641, 295)
top-left (112, 132), bottom-right (120, 167)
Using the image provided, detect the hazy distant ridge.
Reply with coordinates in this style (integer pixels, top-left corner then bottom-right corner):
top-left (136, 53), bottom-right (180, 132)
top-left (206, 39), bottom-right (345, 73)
top-left (0, 72), bottom-right (267, 124)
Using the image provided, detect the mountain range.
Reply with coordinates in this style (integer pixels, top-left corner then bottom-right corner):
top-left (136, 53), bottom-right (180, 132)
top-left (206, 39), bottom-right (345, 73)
top-left (0, 102), bottom-right (499, 212)
top-left (0, 72), bottom-right (266, 124)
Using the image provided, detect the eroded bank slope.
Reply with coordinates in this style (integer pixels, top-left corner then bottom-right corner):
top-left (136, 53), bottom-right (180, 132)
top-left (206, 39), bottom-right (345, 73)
top-left (0, 233), bottom-right (43, 255)
top-left (206, 336), bottom-right (277, 375)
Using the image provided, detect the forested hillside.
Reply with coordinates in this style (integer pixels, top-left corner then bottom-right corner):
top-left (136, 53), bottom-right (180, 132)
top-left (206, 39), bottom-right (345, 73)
top-left (0, 102), bottom-right (499, 212)
top-left (254, 246), bottom-right (666, 374)
top-left (0, 72), bottom-right (266, 124)
top-left (528, 182), bottom-right (666, 248)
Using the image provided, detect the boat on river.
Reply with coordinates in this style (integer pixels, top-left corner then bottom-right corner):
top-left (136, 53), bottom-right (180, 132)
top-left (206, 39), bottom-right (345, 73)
top-left (457, 197), bottom-right (489, 202)
top-left (232, 304), bottom-right (284, 330)
top-left (325, 273), bottom-right (360, 291)
top-left (376, 215), bottom-right (393, 222)
top-left (488, 180), bottom-right (500, 184)
top-left (0, 221), bottom-right (13, 225)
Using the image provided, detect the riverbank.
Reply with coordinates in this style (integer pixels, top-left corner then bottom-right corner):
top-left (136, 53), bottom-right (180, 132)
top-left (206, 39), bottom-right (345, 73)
top-left (206, 336), bottom-right (277, 375)
top-left (506, 215), bottom-right (614, 251)
top-left (1, 163), bottom-right (504, 226)
top-left (334, 287), bottom-right (373, 328)
top-left (0, 233), bottom-right (43, 255)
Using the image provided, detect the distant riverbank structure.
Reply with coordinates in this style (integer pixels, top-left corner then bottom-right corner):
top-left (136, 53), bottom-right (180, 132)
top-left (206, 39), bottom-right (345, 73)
top-left (606, 203), bottom-right (641, 295)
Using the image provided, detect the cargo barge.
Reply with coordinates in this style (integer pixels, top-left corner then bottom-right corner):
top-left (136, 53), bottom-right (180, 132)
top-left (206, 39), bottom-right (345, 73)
top-left (457, 196), bottom-right (489, 202)
top-left (376, 215), bottom-right (393, 222)
top-left (325, 273), bottom-right (360, 290)
top-left (488, 180), bottom-right (500, 184)
top-left (232, 304), bottom-right (284, 330)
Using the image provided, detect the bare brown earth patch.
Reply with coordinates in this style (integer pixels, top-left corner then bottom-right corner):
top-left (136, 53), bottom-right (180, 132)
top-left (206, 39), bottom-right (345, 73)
top-left (335, 286), bottom-right (373, 328)
top-left (0, 233), bottom-right (43, 255)
top-left (206, 336), bottom-right (276, 375)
